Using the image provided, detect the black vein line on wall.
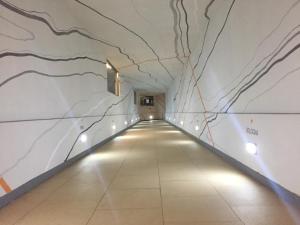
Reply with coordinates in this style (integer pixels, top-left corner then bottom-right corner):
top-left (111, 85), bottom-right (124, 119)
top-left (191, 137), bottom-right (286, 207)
top-left (170, 0), bottom-right (184, 64)
top-left (122, 75), bottom-right (161, 90)
top-left (211, 25), bottom-right (300, 112)
top-left (0, 71), bottom-right (106, 88)
top-left (208, 0), bottom-right (300, 103)
top-left (73, 0), bottom-right (175, 80)
top-left (242, 66), bottom-right (300, 112)
top-left (193, 0), bottom-right (236, 86)
top-left (166, 111), bottom-right (300, 115)
top-left (175, 0), bottom-right (186, 57)
top-left (0, 15), bottom-right (35, 41)
top-left (195, 38), bottom-right (300, 136)
top-left (193, 0), bottom-right (215, 70)
top-left (0, 100), bottom-right (87, 177)
top-left (0, 113), bottom-right (136, 124)
top-left (224, 41), bottom-right (300, 112)
top-left (0, 52), bottom-right (105, 64)
top-left (0, 0), bottom-right (162, 88)
top-left (64, 89), bottom-right (133, 161)
top-left (178, 0), bottom-right (216, 114)
top-left (180, 0), bottom-right (235, 122)
top-left (180, 0), bottom-right (191, 55)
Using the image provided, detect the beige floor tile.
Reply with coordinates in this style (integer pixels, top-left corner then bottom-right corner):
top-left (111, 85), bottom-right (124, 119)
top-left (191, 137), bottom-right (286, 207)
top-left (159, 168), bottom-right (207, 181)
top-left (110, 175), bottom-right (160, 189)
top-left (15, 203), bottom-right (92, 225)
top-left (98, 189), bottom-right (161, 209)
top-left (165, 223), bottom-right (244, 225)
top-left (163, 196), bottom-right (239, 223)
top-left (232, 205), bottom-right (300, 225)
top-left (1, 121), bottom-right (300, 225)
top-left (161, 180), bottom-right (217, 197)
top-left (87, 209), bottom-right (163, 225)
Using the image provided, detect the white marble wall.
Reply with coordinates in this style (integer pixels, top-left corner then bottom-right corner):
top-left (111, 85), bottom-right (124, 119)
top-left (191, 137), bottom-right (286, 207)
top-left (0, 0), bottom-right (138, 196)
top-left (166, 0), bottom-right (300, 196)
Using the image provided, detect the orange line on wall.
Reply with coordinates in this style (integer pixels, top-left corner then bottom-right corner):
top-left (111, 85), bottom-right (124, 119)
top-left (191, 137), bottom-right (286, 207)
top-left (187, 59), bottom-right (215, 146)
top-left (0, 177), bottom-right (12, 193)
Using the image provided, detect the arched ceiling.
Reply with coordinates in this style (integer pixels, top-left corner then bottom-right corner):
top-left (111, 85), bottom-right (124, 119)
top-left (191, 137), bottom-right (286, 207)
top-left (1, 0), bottom-right (211, 92)
top-left (62, 0), bottom-right (209, 92)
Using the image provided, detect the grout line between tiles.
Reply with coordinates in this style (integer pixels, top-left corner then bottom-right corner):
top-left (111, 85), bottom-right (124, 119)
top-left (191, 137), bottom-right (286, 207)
top-left (13, 169), bottom-right (84, 225)
top-left (84, 127), bottom-right (140, 225)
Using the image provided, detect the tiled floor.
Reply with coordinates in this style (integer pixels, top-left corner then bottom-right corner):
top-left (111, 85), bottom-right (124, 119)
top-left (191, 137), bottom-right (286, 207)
top-left (0, 120), bottom-right (299, 225)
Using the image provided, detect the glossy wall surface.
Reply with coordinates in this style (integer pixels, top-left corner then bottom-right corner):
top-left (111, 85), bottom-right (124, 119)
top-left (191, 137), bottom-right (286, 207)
top-left (0, 1), bottom-right (138, 197)
top-left (166, 0), bottom-right (300, 196)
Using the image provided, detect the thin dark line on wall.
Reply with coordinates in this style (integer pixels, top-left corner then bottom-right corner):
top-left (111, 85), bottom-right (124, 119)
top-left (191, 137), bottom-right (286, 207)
top-left (211, 25), bottom-right (300, 112)
top-left (206, 0), bottom-right (300, 104)
top-left (121, 75), bottom-right (162, 90)
top-left (194, 39), bottom-right (300, 136)
top-left (194, 0), bottom-right (236, 86)
top-left (0, 71), bottom-right (106, 88)
top-left (181, 0), bottom-right (235, 116)
top-left (180, 0), bottom-right (191, 55)
top-left (193, 0), bottom-right (215, 70)
top-left (118, 56), bottom-right (187, 69)
top-left (175, 0), bottom-right (186, 57)
top-left (64, 89), bottom-right (133, 161)
top-left (0, 15), bottom-right (35, 41)
top-left (0, 0), bottom-right (163, 88)
top-left (0, 51), bottom-right (105, 64)
top-left (166, 111), bottom-right (300, 115)
top-left (169, 0), bottom-right (184, 64)
top-left (0, 113), bottom-right (136, 124)
top-left (173, 72), bottom-right (184, 102)
top-left (74, 0), bottom-right (175, 80)
top-left (224, 41), bottom-right (300, 112)
top-left (0, 100), bottom-right (87, 177)
top-left (242, 66), bottom-right (300, 111)
top-left (178, 0), bottom-right (216, 113)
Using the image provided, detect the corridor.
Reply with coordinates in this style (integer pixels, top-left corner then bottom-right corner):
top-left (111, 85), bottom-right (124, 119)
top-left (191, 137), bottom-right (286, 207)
top-left (0, 120), bottom-right (299, 225)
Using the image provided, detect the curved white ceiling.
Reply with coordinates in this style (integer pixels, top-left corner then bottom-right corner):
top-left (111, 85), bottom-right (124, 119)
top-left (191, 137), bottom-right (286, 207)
top-left (62, 0), bottom-right (209, 92)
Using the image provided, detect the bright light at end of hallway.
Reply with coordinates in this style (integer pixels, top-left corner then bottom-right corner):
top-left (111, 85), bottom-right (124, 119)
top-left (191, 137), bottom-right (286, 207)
top-left (124, 121), bottom-right (128, 125)
top-left (112, 124), bottom-right (116, 130)
top-left (149, 115), bottom-right (153, 120)
top-left (195, 125), bottom-right (199, 131)
top-left (180, 121), bottom-right (184, 125)
top-left (246, 142), bottom-right (258, 155)
top-left (80, 133), bottom-right (87, 143)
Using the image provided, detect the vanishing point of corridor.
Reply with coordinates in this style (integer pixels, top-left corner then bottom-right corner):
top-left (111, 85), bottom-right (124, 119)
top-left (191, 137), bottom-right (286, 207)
top-left (0, 121), bottom-right (299, 225)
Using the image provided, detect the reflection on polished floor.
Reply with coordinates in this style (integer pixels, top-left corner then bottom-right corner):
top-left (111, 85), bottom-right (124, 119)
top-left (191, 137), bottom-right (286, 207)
top-left (0, 120), bottom-right (299, 225)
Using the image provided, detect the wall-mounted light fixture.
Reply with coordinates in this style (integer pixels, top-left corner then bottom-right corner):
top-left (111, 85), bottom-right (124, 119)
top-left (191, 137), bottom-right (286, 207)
top-left (80, 134), bottom-right (87, 143)
top-left (124, 121), bottom-right (128, 125)
top-left (180, 121), bottom-right (184, 125)
top-left (195, 125), bottom-right (199, 131)
top-left (131, 119), bottom-right (134, 123)
top-left (106, 62), bottom-right (112, 69)
top-left (149, 115), bottom-right (153, 120)
top-left (245, 142), bottom-right (258, 155)
top-left (112, 124), bottom-right (116, 130)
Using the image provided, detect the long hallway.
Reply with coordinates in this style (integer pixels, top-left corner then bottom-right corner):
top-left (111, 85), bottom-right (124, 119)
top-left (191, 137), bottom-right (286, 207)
top-left (0, 121), bottom-right (299, 225)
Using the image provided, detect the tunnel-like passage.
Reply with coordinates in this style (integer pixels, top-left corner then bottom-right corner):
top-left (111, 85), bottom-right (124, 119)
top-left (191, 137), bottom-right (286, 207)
top-left (0, 121), bottom-right (299, 224)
